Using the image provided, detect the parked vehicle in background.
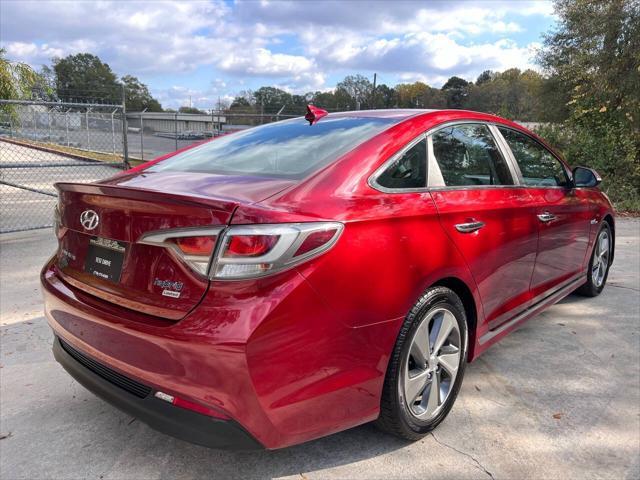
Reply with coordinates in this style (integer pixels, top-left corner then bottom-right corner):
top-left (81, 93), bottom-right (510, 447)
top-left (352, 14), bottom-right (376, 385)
top-left (41, 107), bottom-right (614, 449)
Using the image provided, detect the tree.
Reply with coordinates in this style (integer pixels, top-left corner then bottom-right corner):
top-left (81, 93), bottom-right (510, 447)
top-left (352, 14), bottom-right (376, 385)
top-left (465, 68), bottom-right (546, 121)
top-left (253, 86), bottom-right (292, 113)
top-left (178, 106), bottom-right (205, 114)
top-left (395, 82), bottom-right (428, 107)
top-left (335, 74), bottom-right (373, 109)
top-left (0, 48), bottom-right (39, 100)
top-left (537, 0), bottom-right (640, 210)
top-left (122, 75), bottom-right (162, 112)
top-left (53, 53), bottom-right (120, 102)
top-left (32, 65), bottom-right (58, 101)
top-left (373, 84), bottom-right (397, 108)
top-left (475, 70), bottom-right (494, 85)
top-left (230, 96), bottom-right (252, 108)
top-left (308, 90), bottom-right (339, 110)
top-left (441, 76), bottom-right (470, 109)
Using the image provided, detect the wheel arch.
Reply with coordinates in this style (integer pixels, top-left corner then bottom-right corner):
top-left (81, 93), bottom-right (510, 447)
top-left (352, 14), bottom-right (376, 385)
top-left (429, 276), bottom-right (478, 361)
top-left (603, 213), bottom-right (615, 264)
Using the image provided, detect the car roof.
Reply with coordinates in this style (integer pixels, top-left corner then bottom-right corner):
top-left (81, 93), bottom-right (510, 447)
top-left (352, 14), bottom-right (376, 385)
top-left (323, 109), bottom-right (436, 120)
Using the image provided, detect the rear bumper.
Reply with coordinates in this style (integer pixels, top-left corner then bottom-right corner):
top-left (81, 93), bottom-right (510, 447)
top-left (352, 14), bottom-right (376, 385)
top-left (42, 256), bottom-right (398, 448)
top-left (53, 336), bottom-right (263, 450)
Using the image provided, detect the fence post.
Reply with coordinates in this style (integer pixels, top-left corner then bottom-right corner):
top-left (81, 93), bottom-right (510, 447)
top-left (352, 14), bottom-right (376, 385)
top-left (85, 108), bottom-right (91, 149)
top-left (140, 108), bottom-right (147, 161)
top-left (48, 109), bottom-right (51, 142)
top-left (121, 84), bottom-right (130, 169)
top-left (111, 108), bottom-right (117, 156)
top-left (33, 108), bottom-right (38, 138)
top-left (174, 112), bottom-right (178, 151)
top-left (65, 109), bottom-right (70, 146)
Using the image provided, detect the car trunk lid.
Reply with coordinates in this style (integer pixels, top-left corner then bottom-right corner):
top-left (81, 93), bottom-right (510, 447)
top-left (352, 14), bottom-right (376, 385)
top-left (53, 172), bottom-right (295, 320)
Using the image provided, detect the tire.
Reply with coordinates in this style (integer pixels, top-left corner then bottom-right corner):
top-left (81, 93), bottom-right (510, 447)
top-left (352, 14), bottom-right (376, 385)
top-left (375, 286), bottom-right (468, 440)
top-left (576, 222), bottom-right (612, 297)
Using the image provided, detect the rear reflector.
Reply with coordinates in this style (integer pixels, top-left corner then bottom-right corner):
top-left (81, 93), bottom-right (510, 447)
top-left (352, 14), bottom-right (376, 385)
top-left (154, 390), bottom-right (229, 419)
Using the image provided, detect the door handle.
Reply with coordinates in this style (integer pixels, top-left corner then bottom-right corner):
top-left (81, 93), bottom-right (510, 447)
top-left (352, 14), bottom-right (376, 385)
top-left (537, 212), bottom-right (557, 223)
top-left (455, 221), bottom-right (485, 233)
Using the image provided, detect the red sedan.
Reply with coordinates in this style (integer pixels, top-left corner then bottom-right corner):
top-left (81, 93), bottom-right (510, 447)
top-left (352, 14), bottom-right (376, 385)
top-left (41, 107), bottom-right (614, 449)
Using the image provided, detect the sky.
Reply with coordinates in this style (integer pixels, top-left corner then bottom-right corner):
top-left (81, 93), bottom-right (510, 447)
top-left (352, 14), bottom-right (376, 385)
top-left (0, 0), bottom-right (557, 110)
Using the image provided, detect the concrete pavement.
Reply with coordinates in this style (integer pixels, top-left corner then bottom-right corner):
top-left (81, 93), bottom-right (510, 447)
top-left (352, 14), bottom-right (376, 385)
top-left (1, 220), bottom-right (639, 479)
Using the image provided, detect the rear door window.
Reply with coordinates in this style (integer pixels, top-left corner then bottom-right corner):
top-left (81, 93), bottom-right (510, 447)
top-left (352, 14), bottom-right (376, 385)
top-left (149, 116), bottom-right (398, 179)
top-left (376, 138), bottom-right (427, 189)
top-left (431, 124), bottom-right (514, 187)
top-left (498, 127), bottom-right (569, 187)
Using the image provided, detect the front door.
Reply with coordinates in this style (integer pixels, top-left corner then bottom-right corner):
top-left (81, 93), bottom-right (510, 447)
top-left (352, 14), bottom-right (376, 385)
top-left (495, 126), bottom-right (591, 299)
top-left (428, 123), bottom-right (540, 329)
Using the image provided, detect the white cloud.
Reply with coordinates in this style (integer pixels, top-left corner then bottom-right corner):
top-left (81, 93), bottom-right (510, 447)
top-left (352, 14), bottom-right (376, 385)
top-left (0, 0), bottom-right (553, 97)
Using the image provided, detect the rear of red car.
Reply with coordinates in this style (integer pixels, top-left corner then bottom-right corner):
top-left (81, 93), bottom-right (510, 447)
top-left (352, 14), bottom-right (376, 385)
top-left (41, 113), bottom-right (408, 449)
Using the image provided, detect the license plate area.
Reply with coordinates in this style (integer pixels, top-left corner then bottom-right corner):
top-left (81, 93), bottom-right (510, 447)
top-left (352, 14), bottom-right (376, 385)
top-left (83, 236), bottom-right (127, 283)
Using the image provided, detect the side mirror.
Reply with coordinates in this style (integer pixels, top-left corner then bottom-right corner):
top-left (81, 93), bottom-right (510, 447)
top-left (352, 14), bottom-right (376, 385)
top-left (572, 166), bottom-right (601, 188)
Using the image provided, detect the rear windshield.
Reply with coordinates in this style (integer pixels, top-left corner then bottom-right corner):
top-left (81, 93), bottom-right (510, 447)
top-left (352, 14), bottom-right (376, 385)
top-left (148, 116), bottom-right (397, 179)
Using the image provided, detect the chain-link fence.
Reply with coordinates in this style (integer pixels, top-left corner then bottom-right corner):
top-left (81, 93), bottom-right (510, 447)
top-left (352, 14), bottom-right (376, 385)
top-left (0, 99), bottom-right (303, 233)
top-left (0, 99), bottom-right (128, 233)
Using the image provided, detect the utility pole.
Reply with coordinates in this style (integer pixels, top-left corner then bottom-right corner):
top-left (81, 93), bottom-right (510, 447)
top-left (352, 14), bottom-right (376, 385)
top-left (372, 73), bottom-right (377, 109)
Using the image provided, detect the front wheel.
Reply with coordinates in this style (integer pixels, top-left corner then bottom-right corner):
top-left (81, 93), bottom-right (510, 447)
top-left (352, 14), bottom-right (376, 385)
top-left (376, 286), bottom-right (468, 440)
top-left (577, 222), bottom-right (612, 297)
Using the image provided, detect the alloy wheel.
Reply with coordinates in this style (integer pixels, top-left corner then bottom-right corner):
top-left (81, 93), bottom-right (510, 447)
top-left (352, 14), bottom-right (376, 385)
top-left (402, 308), bottom-right (462, 420)
top-left (592, 229), bottom-right (610, 288)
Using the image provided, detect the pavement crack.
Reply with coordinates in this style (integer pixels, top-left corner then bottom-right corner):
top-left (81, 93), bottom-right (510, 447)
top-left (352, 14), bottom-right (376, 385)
top-left (607, 283), bottom-right (640, 292)
top-left (430, 432), bottom-right (495, 480)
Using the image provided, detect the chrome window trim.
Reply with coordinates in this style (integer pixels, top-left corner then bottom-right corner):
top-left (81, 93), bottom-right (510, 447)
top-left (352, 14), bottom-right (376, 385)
top-left (368, 119), bottom-right (572, 194)
top-left (368, 133), bottom-right (429, 193)
top-left (426, 121), bottom-right (519, 189)
top-left (493, 125), bottom-right (572, 189)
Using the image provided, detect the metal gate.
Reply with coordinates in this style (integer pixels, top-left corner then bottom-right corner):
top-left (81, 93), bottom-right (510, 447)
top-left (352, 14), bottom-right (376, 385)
top-left (0, 99), bottom-right (129, 233)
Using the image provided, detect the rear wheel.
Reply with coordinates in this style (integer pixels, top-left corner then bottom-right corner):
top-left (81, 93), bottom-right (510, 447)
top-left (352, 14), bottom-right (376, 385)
top-left (376, 286), bottom-right (468, 440)
top-left (577, 222), bottom-right (612, 297)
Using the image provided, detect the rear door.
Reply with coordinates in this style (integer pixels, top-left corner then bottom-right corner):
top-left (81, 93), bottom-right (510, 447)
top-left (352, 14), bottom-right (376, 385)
top-left (428, 123), bottom-right (539, 329)
top-left (495, 126), bottom-right (591, 298)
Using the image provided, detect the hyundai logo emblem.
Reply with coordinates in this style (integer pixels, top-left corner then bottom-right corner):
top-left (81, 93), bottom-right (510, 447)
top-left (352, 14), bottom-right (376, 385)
top-left (80, 209), bottom-right (99, 230)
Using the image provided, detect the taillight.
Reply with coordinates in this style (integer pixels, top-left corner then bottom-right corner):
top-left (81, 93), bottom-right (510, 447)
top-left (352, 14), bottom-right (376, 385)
top-left (139, 223), bottom-right (343, 280)
top-left (212, 223), bottom-right (343, 279)
top-left (171, 236), bottom-right (217, 256)
top-left (139, 227), bottom-right (222, 276)
top-left (224, 235), bottom-right (279, 257)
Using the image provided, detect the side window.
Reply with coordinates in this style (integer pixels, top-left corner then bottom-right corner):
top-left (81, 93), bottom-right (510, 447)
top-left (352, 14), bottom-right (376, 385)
top-left (431, 124), bottom-right (514, 187)
top-left (498, 127), bottom-right (569, 187)
top-left (376, 138), bottom-right (427, 189)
